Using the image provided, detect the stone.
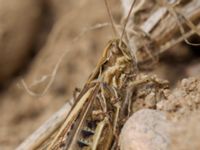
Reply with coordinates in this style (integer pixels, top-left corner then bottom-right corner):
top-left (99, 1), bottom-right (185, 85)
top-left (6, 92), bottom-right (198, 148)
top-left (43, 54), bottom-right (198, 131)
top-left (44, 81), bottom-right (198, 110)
top-left (119, 109), bottom-right (171, 150)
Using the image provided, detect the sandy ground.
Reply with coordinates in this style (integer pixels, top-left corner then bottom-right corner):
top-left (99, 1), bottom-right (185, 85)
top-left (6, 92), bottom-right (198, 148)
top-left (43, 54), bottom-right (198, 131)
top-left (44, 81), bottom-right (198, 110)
top-left (0, 0), bottom-right (200, 149)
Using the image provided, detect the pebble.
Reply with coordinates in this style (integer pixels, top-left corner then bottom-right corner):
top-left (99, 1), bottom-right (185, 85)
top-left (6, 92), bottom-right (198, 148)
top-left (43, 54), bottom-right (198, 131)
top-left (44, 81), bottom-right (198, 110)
top-left (119, 109), bottom-right (171, 150)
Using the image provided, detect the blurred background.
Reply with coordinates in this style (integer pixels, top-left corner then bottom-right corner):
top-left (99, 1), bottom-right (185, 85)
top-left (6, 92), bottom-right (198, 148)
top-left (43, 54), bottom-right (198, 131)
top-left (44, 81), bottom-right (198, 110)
top-left (0, 0), bottom-right (200, 149)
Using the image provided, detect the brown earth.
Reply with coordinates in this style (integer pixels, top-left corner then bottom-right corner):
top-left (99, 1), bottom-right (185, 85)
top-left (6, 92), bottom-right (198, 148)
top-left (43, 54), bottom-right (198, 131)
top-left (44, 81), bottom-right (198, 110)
top-left (0, 0), bottom-right (200, 149)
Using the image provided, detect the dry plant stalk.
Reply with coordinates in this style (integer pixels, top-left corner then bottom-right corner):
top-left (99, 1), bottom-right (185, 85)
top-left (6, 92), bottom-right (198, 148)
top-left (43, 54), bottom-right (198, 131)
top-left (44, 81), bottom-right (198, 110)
top-left (135, 0), bottom-right (200, 64)
top-left (17, 0), bottom-right (200, 150)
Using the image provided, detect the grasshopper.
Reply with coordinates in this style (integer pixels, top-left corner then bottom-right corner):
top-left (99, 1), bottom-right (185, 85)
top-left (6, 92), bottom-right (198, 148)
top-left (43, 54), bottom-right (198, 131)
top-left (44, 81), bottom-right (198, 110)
top-left (37, 0), bottom-right (167, 150)
top-left (46, 37), bottom-right (136, 150)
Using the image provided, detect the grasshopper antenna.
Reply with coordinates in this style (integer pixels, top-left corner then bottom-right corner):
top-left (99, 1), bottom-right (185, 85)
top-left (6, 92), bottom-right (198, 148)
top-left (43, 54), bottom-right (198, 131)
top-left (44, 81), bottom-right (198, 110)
top-left (104, 0), bottom-right (118, 38)
top-left (120, 0), bottom-right (136, 45)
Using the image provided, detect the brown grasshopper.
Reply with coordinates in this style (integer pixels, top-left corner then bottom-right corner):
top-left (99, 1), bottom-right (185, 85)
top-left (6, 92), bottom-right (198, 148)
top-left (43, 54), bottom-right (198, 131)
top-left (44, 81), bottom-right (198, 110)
top-left (38, 0), bottom-right (167, 150)
top-left (46, 38), bottom-right (136, 149)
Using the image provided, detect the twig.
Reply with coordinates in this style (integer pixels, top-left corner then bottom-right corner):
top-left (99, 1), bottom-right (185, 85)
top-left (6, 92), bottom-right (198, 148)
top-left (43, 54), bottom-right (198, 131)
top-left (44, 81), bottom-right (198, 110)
top-left (16, 102), bottom-right (72, 150)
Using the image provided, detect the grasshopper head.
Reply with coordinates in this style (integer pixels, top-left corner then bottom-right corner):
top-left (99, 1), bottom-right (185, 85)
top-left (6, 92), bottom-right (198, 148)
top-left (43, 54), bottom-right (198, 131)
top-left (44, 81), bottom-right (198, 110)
top-left (109, 39), bottom-right (133, 61)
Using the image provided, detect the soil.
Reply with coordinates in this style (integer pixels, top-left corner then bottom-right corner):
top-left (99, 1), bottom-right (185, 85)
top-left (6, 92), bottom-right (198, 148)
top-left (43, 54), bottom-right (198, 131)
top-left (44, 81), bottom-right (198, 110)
top-left (0, 0), bottom-right (200, 149)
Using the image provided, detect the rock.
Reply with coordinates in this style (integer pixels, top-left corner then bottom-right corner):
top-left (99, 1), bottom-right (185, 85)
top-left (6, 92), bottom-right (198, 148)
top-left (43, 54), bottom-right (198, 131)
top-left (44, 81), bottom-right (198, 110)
top-left (119, 109), bottom-right (171, 150)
